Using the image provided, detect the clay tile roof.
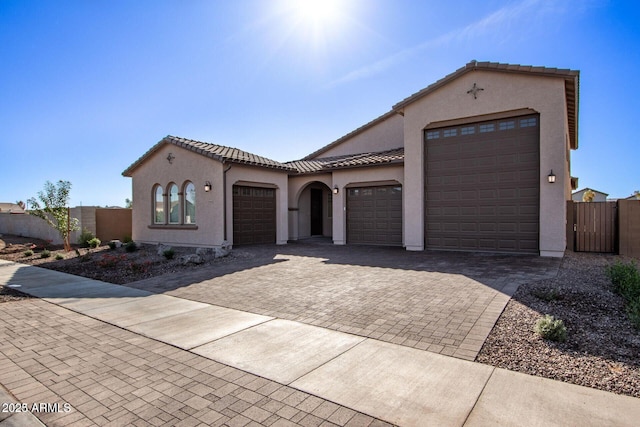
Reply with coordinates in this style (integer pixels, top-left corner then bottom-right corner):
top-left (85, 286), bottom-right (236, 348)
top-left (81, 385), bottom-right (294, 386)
top-left (123, 135), bottom-right (295, 176)
top-left (286, 147), bottom-right (404, 174)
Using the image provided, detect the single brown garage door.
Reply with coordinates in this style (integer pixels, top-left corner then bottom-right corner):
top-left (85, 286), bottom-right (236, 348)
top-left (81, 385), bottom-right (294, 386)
top-left (425, 114), bottom-right (539, 253)
top-left (233, 185), bottom-right (276, 245)
top-left (347, 185), bottom-right (402, 246)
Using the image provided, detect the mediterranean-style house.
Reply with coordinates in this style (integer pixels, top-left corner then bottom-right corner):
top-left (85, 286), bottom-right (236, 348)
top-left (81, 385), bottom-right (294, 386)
top-left (572, 188), bottom-right (609, 202)
top-left (123, 61), bottom-right (580, 257)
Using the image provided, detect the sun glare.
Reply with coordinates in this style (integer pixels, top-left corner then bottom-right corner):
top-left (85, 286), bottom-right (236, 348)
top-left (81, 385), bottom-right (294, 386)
top-left (292, 0), bottom-right (342, 24)
top-left (284, 0), bottom-right (345, 28)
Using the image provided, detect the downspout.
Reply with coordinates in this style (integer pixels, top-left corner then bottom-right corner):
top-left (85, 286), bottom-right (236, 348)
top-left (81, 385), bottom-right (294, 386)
top-left (222, 161), bottom-right (232, 241)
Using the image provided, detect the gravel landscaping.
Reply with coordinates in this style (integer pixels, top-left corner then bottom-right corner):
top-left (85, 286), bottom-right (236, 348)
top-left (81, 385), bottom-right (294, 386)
top-left (2, 234), bottom-right (639, 398)
top-left (476, 252), bottom-right (640, 398)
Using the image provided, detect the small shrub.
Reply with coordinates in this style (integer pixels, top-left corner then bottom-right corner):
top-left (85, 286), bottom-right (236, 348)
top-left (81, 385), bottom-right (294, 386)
top-left (129, 260), bottom-right (151, 274)
top-left (78, 228), bottom-right (96, 247)
top-left (40, 249), bottom-right (51, 258)
top-left (107, 241), bottom-right (117, 250)
top-left (162, 249), bottom-right (175, 260)
top-left (122, 235), bottom-right (133, 244)
top-left (606, 261), bottom-right (640, 301)
top-left (23, 249), bottom-right (34, 257)
top-left (55, 253), bottom-right (64, 260)
top-left (124, 241), bottom-right (137, 252)
top-left (531, 287), bottom-right (563, 302)
top-left (535, 314), bottom-right (567, 342)
top-left (97, 254), bottom-right (126, 268)
top-left (88, 237), bottom-right (101, 248)
top-left (626, 297), bottom-right (640, 330)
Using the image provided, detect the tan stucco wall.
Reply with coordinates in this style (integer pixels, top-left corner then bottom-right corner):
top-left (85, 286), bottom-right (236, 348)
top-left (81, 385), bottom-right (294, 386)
top-left (331, 165), bottom-right (404, 245)
top-left (313, 113), bottom-right (404, 158)
top-left (401, 70), bottom-right (570, 256)
top-left (130, 144), bottom-right (225, 247)
top-left (225, 164), bottom-right (289, 245)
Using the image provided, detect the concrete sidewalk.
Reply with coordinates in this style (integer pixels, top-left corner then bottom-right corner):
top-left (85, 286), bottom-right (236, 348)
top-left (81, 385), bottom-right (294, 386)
top-left (1, 260), bottom-right (639, 426)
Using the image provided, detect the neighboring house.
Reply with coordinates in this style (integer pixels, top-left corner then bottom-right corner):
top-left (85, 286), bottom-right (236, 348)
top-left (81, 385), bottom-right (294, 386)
top-left (572, 188), bottom-right (609, 202)
top-left (123, 61), bottom-right (580, 257)
top-left (0, 203), bottom-right (25, 214)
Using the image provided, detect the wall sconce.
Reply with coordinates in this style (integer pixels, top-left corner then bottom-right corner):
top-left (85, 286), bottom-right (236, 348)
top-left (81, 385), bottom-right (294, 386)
top-left (332, 186), bottom-right (339, 195)
top-left (547, 170), bottom-right (556, 184)
top-left (204, 181), bottom-right (212, 192)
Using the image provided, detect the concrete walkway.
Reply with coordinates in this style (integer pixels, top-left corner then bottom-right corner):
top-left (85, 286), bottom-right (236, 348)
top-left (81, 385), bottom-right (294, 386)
top-left (1, 259), bottom-right (639, 426)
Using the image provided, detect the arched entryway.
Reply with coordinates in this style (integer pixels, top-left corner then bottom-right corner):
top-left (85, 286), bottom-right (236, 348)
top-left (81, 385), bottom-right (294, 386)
top-left (296, 181), bottom-right (333, 240)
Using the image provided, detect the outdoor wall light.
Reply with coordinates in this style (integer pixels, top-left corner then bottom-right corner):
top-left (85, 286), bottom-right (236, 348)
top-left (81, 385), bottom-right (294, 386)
top-left (332, 186), bottom-right (339, 195)
top-left (204, 181), bottom-right (212, 192)
top-left (547, 170), bottom-right (556, 184)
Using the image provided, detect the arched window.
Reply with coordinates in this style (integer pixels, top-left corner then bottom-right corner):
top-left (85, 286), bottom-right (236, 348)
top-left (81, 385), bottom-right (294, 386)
top-left (184, 182), bottom-right (196, 224)
top-left (168, 183), bottom-right (179, 224)
top-left (154, 185), bottom-right (164, 224)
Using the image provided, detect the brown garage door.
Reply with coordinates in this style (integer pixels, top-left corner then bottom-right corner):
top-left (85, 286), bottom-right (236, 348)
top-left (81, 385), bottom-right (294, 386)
top-left (347, 185), bottom-right (402, 246)
top-left (425, 114), bottom-right (539, 253)
top-left (233, 185), bottom-right (276, 245)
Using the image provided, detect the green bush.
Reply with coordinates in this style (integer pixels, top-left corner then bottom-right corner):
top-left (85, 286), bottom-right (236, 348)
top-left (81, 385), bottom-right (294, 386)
top-left (162, 249), bottom-right (175, 260)
top-left (78, 228), bottom-right (95, 247)
top-left (535, 314), bottom-right (567, 342)
top-left (626, 297), bottom-right (640, 330)
top-left (88, 237), bottom-right (101, 248)
top-left (107, 241), bottom-right (117, 250)
top-left (124, 241), bottom-right (137, 252)
top-left (531, 287), bottom-right (563, 302)
top-left (55, 253), bottom-right (64, 260)
top-left (23, 249), bottom-right (34, 257)
top-left (122, 235), bottom-right (133, 244)
top-left (605, 261), bottom-right (640, 302)
top-left (40, 249), bottom-right (51, 258)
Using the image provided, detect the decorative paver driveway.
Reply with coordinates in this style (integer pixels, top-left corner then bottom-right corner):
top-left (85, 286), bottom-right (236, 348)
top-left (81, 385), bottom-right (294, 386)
top-left (129, 242), bottom-right (561, 360)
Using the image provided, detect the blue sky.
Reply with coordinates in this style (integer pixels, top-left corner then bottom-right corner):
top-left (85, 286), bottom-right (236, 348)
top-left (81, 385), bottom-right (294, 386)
top-left (1, 0), bottom-right (638, 207)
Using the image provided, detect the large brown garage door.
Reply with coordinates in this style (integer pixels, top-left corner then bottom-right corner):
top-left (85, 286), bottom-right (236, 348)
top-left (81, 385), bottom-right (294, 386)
top-left (347, 185), bottom-right (402, 246)
top-left (425, 114), bottom-right (539, 253)
top-left (233, 185), bottom-right (276, 245)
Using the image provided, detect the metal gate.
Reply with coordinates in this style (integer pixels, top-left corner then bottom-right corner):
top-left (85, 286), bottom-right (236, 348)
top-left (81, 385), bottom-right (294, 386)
top-left (573, 202), bottom-right (617, 253)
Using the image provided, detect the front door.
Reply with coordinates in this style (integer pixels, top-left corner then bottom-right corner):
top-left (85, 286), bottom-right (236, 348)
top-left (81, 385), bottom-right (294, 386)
top-left (310, 188), bottom-right (323, 236)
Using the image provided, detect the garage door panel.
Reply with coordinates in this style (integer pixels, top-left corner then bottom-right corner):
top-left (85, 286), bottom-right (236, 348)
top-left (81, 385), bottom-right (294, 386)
top-left (233, 186), bottom-right (276, 245)
top-left (347, 185), bottom-right (402, 246)
top-left (425, 114), bottom-right (539, 253)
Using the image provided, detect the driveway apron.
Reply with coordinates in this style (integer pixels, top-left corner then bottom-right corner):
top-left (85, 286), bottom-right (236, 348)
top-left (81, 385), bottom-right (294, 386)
top-left (128, 243), bottom-right (561, 360)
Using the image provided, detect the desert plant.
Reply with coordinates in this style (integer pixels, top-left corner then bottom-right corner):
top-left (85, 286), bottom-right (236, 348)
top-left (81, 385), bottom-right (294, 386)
top-left (535, 314), bottom-right (567, 342)
top-left (107, 241), bottom-right (117, 250)
top-left (124, 241), bottom-right (137, 252)
top-left (162, 249), bottom-right (175, 260)
top-left (55, 253), bottom-right (64, 260)
top-left (129, 260), bottom-right (151, 274)
top-left (78, 228), bottom-right (95, 247)
top-left (122, 235), bottom-right (133, 244)
top-left (97, 254), bottom-right (126, 268)
top-left (88, 237), bottom-right (101, 248)
top-left (23, 249), bottom-right (34, 257)
top-left (606, 261), bottom-right (640, 302)
top-left (27, 180), bottom-right (79, 251)
top-left (40, 249), bottom-right (51, 258)
top-left (531, 287), bottom-right (563, 302)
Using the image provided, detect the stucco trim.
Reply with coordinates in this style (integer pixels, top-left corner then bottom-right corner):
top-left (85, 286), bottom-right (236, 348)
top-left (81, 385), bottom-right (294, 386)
top-left (147, 225), bottom-right (199, 230)
top-left (344, 180), bottom-right (402, 188)
top-left (424, 108), bottom-right (538, 129)
top-left (232, 180), bottom-right (279, 189)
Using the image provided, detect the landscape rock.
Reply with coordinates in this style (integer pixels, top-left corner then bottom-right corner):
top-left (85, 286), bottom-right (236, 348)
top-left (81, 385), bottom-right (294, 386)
top-left (180, 254), bottom-right (203, 265)
top-left (157, 243), bottom-right (172, 256)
